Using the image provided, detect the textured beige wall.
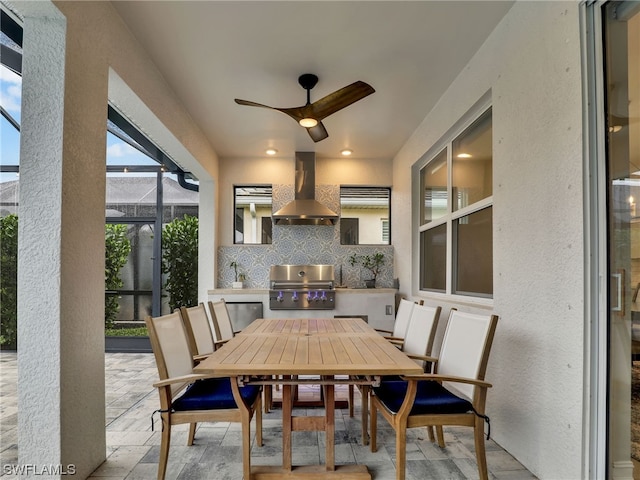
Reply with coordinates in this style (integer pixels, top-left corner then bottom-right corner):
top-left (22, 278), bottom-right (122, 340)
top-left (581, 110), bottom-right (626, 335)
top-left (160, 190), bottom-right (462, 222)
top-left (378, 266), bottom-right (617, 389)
top-left (392, 2), bottom-right (584, 478)
top-left (11, 1), bottom-right (219, 476)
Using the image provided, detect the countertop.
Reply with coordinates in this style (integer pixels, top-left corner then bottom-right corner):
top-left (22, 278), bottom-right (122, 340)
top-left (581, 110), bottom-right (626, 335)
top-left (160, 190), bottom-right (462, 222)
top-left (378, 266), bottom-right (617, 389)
top-left (208, 288), bottom-right (397, 295)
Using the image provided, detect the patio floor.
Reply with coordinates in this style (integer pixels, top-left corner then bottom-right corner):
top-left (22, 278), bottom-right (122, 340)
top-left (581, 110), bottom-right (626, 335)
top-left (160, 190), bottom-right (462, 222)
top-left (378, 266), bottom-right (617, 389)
top-left (0, 352), bottom-right (536, 479)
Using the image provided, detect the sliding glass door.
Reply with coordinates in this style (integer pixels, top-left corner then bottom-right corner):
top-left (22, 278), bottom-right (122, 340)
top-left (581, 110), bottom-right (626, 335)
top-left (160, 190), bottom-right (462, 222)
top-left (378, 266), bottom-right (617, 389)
top-left (603, 2), bottom-right (640, 477)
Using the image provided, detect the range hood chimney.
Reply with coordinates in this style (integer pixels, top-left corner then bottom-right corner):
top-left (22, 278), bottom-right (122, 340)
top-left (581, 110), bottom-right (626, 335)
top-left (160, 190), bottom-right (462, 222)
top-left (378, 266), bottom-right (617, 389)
top-left (272, 152), bottom-right (339, 225)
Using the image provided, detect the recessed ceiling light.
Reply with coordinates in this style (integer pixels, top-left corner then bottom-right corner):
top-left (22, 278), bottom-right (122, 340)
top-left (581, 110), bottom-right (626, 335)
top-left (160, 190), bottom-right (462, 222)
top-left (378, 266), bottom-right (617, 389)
top-left (341, 149), bottom-right (353, 156)
top-left (456, 153), bottom-right (472, 158)
top-left (265, 148), bottom-right (278, 156)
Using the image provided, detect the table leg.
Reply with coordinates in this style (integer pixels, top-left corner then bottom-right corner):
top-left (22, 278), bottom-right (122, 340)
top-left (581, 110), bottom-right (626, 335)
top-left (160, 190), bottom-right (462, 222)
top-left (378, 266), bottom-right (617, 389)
top-left (323, 377), bottom-right (335, 471)
top-left (361, 385), bottom-right (369, 446)
top-left (283, 383), bottom-right (292, 471)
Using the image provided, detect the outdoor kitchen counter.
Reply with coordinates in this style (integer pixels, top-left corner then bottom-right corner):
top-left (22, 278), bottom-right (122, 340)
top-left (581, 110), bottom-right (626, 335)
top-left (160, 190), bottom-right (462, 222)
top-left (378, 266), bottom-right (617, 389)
top-left (207, 288), bottom-right (398, 331)
top-left (207, 288), bottom-right (397, 294)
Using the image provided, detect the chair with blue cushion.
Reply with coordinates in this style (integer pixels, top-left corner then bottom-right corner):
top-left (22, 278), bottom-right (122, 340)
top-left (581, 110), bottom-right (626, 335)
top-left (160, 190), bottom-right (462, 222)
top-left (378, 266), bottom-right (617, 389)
top-left (180, 303), bottom-right (217, 363)
top-left (208, 299), bottom-right (235, 343)
top-left (355, 303), bottom-right (441, 446)
top-left (374, 298), bottom-right (417, 344)
top-left (145, 310), bottom-right (262, 480)
top-left (370, 309), bottom-right (498, 480)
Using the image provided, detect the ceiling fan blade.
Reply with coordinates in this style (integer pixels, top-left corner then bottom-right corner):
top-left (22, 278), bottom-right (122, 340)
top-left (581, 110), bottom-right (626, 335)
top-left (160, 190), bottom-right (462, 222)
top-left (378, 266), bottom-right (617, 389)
top-left (235, 77), bottom-right (373, 142)
top-left (236, 98), bottom-right (309, 125)
top-left (307, 122), bottom-right (328, 142)
top-left (310, 81), bottom-right (375, 120)
top-left (234, 98), bottom-right (278, 110)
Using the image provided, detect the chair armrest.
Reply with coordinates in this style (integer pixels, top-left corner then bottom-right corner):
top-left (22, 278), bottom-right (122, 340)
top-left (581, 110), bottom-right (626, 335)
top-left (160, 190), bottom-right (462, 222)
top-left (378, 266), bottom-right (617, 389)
top-left (401, 373), bottom-right (492, 389)
top-left (405, 353), bottom-right (437, 363)
top-left (383, 335), bottom-right (403, 341)
top-left (214, 339), bottom-right (229, 350)
top-left (193, 353), bottom-right (210, 364)
top-left (375, 328), bottom-right (394, 335)
top-left (153, 373), bottom-right (212, 388)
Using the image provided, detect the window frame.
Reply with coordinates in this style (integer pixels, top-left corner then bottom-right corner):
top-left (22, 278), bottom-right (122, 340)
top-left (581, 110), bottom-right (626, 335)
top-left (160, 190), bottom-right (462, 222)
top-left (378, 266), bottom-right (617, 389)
top-left (415, 102), bottom-right (493, 304)
top-left (233, 185), bottom-right (273, 245)
top-left (339, 186), bottom-right (392, 245)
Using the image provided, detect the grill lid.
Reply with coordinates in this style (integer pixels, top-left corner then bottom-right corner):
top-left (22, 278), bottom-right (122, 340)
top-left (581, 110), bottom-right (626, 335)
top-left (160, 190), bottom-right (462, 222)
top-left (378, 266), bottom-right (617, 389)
top-left (269, 264), bottom-right (335, 288)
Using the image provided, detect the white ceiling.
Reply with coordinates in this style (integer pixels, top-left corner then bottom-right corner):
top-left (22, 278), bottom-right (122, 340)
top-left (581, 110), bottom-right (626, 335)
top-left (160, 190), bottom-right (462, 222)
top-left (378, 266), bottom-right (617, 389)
top-left (111, 1), bottom-right (514, 161)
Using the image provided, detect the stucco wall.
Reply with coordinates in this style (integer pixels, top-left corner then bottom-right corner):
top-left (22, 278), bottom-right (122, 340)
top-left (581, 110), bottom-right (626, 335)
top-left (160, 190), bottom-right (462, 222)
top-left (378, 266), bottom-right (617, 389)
top-left (393, 2), bottom-right (584, 479)
top-left (10, 1), bottom-right (221, 476)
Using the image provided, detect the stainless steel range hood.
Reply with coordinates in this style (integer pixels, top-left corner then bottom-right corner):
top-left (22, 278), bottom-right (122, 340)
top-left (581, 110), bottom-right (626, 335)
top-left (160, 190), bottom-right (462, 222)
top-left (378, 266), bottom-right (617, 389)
top-left (272, 152), bottom-right (338, 226)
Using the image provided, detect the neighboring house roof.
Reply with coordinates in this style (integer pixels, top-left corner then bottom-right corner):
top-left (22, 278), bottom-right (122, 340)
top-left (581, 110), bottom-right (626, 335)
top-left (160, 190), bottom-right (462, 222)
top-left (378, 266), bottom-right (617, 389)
top-left (0, 176), bottom-right (199, 216)
top-left (107, 176), bottom-right (199, 205)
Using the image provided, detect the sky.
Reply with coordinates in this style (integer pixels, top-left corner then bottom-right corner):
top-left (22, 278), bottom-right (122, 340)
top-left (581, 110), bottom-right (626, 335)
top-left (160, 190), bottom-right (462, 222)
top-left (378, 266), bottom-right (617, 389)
top-left (0, 63), bottom-right (161, 183)
top-left (0, 64), bottom-right (21, 178)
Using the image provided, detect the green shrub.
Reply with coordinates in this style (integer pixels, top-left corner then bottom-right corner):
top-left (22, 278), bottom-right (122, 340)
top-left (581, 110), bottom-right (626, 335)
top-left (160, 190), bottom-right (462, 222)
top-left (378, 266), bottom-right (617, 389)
top-left (0, 214), bottom-right (18, 349)
top-left (162, 215), bottom-right (198, 311)
top-left (105, 224), bottom-right (131, 328)
top-left (105, 326), bottom-right (148, 337)
top-left (1, 218), bottom-right (133, 343)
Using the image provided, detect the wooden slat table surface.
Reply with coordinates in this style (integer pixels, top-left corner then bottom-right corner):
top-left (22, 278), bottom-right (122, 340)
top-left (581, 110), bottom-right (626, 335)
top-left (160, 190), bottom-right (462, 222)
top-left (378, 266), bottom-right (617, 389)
top-left (197, 317), bottom-right (421, 377)
top-left (194, 317), bottom-right (422, 480)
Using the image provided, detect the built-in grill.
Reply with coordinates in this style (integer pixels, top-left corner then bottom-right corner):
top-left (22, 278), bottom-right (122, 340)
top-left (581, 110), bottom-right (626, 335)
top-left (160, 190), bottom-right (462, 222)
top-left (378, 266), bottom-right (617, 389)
top-left (269, 264), bottom-right (336, 310)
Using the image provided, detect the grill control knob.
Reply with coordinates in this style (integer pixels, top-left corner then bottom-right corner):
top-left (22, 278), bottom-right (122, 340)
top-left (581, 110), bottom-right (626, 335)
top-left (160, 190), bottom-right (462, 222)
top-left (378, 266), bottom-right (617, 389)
top-left (277, 291), bottom-right (284, 302)
top-left (292, 291), bottom-right (299, 302)
top-left (320, 291), bottom-right (327, 302)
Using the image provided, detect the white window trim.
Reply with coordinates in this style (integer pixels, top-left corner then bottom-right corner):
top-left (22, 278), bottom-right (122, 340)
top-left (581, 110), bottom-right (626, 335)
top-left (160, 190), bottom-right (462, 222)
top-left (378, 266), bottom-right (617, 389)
top-left (413, 97), bottom-right (493, 303)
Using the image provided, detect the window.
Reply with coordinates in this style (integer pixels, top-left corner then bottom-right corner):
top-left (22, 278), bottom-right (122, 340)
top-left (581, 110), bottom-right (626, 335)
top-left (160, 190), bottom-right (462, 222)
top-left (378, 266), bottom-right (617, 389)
top-left (340, 187), bottom-right (391, 245)
top-left (418, 107), bottom-right (492, 298)
top-left (234, 186), bottom-right (272, 244)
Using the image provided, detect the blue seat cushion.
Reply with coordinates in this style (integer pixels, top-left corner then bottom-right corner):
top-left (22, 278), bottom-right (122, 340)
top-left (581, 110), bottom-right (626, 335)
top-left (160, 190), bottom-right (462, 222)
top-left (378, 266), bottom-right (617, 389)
top-left (373, 380), bottom-right (472, 415)
top-left (172, 377), bottom-right (261, 411)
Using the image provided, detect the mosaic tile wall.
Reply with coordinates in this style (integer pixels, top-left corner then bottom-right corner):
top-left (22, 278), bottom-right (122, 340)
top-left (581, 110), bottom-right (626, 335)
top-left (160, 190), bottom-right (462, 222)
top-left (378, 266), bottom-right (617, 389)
top-left (218, 184), bottom-right (394, 289)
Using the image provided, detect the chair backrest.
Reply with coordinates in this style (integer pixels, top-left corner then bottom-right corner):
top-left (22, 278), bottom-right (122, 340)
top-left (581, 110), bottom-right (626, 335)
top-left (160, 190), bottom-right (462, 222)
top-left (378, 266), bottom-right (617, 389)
top-left (393, 298), bottom-right (415, 338)
top-left (437, 310), bottom-right (499, 401)
top-left (145, 311), bottom-right (194, 397)
top-left (208, 299), bottom-right (234, 342)
top-left (402, 304), bottom-right (441, 365)
top-left (180, 303), bottom-right (216, 356)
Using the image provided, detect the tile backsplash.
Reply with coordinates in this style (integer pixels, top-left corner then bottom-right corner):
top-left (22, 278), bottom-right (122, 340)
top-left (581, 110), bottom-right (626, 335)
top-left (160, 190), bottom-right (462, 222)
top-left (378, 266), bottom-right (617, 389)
top-left (217, 184), bottom-right (394, 289)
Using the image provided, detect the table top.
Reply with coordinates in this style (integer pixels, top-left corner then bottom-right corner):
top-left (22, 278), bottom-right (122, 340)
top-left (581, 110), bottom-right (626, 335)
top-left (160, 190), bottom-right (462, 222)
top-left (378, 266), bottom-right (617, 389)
top-left (194, 317), bottom-right (423, 377)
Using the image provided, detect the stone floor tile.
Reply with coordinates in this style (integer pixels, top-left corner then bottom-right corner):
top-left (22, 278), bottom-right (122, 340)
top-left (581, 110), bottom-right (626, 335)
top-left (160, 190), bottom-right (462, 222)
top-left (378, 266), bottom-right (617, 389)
top-left (0, 352), bottom-right (537, 480)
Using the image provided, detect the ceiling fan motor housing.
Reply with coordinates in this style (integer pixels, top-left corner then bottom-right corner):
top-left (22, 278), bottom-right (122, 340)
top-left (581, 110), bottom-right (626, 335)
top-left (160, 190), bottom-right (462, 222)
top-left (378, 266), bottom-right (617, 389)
top-left (298, 73), bottom-right (319, 91)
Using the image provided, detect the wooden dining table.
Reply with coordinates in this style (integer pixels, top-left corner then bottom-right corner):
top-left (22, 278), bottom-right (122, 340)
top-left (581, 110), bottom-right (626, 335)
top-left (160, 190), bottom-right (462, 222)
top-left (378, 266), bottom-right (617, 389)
top-left (194, 317), bottom-right (423, 479)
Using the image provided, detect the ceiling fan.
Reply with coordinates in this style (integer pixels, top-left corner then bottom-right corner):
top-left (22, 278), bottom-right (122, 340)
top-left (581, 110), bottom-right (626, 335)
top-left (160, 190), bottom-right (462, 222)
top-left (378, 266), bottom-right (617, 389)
top-left (234, 74), bottom-right (375, 142)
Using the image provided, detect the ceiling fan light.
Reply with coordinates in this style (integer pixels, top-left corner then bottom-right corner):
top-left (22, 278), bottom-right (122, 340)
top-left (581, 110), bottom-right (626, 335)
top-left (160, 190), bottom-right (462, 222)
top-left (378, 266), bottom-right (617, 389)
top-left (341, 149), bottom-right (353, 156)
top-left (299, 117), bottom-right (318, 128)
top-left (265, 148), bottom-right (278, 156)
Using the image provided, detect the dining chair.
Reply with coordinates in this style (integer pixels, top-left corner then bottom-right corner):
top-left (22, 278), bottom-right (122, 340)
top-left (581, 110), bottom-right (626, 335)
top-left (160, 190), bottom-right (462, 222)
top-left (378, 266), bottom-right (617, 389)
top-left (208, 299), bottom-right (235, 343)
top-left (145, 311), bottom-right (263, 480)
top-left (370, 309), bottom-right (499, 480)
top-left (208, 299), bottom-right (275, 413)
top-left (356, 303), bottom-right (441, 446)
top-left (180, 303), bottom-right (216, 362)
top-left (374, 298), bottom-right (416, 342)
top-left (348, 298), bottom-right (418, 418)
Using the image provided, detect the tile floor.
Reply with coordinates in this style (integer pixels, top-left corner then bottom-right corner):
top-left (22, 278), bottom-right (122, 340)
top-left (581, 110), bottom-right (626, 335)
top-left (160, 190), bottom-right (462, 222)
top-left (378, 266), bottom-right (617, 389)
top-left (0, 352), bottom-right (536, 479)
